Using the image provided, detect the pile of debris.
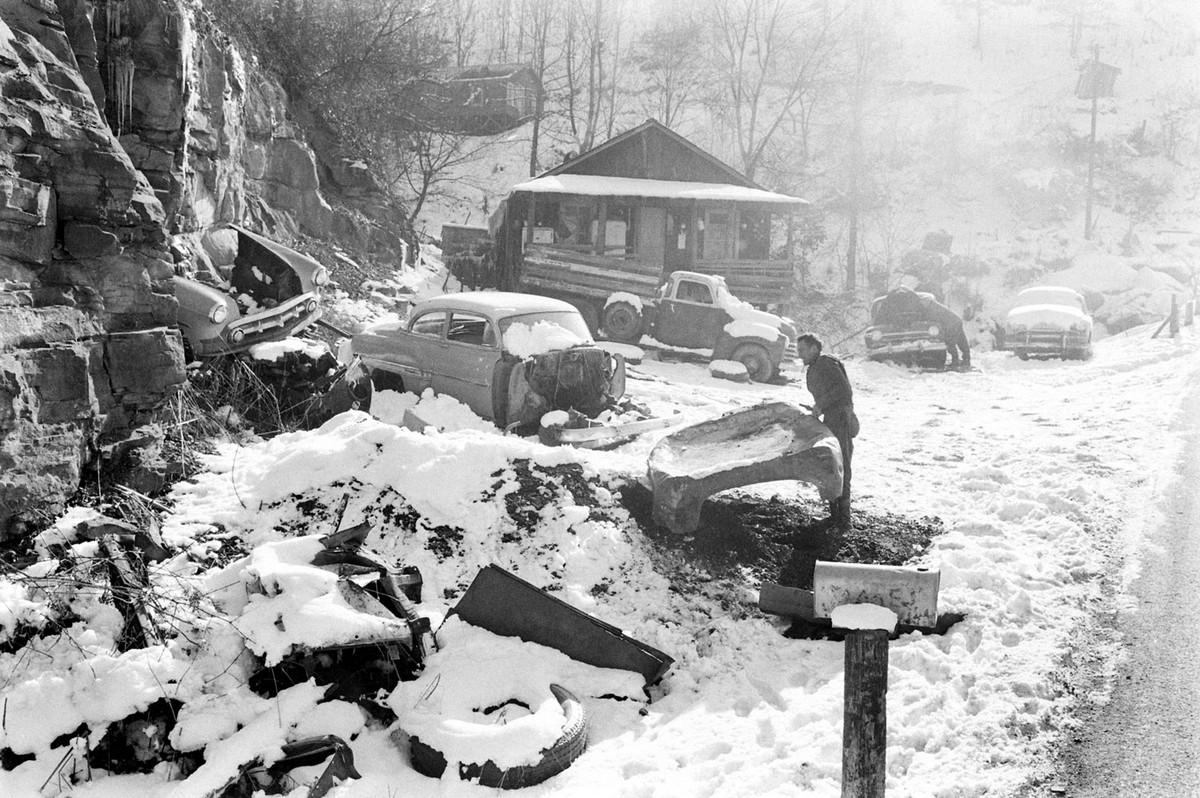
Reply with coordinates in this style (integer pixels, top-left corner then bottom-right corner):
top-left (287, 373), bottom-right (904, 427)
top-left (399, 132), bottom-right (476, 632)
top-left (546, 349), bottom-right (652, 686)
top-left (1, 503), bottom-right (674, 795)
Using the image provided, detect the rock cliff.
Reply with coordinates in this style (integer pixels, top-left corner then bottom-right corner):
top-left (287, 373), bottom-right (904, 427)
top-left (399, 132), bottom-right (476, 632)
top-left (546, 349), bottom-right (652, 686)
top-left (0, 0), bottom-right (412, 537)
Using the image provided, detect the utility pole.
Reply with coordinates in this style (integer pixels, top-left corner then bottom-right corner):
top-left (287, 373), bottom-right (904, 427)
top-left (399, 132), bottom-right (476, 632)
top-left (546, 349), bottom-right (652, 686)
top-left (1076, 44), bottom-right (1120, 241)
top-left (1083, 45), bottom-right (1100, 240)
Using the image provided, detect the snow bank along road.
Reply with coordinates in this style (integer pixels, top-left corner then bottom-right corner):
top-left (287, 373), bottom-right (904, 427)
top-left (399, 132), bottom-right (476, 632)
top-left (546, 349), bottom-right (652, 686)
top-left (0, 323), bottom-right (1197, 798)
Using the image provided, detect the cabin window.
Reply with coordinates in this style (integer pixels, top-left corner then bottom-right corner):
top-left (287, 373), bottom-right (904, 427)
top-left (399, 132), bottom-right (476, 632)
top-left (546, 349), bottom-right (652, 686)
top-left (699, 211), bottom-right (734, 260)
top-left (554, 203), bottom-right (596, 249)
top-left (737, 211), bottom-right (771, 260)
top-left (602, 204), bottom-right (634, 257)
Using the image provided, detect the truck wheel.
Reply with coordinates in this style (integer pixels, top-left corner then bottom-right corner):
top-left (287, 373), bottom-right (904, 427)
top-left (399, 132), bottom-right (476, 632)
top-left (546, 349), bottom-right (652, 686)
top-left (732, 343), bottom-right (774, 382)
top-left (602, 302), bottom-right (642, 343)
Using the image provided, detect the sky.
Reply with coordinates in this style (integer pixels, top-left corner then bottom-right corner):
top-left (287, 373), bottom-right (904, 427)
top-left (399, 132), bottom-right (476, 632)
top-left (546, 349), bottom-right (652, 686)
top-left (2, 257), bottom-right (1197, 796)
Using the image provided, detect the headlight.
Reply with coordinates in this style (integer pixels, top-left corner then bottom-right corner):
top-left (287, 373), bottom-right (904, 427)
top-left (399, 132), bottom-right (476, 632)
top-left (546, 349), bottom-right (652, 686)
top-left (208, 303), bottom-right (228, 324)
top-left (305, 298), bottom-right (319, 314)
top-left (229, 328), bottom-right (245, 344)
top-left (868, 328), bottom-right (883, 342)
top-left (313, 267), bottom-right (329, 286)
top-left (928, 325), bottom-right (941, 337)
top-left (1070, 321), bottom-right (1088, 332)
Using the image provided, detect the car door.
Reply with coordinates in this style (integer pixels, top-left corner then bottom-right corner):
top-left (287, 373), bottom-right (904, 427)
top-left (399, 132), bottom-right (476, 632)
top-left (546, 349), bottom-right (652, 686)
top-left (355, 310), bottom-right (444, 394)
top-left (433, 311), bottom-right (504, 419)
top-left (652, 278), bottom-right (728, 348)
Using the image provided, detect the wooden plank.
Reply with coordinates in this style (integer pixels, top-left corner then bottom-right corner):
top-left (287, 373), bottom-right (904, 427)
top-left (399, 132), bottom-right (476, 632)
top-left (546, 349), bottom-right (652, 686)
top-left (525, 245), bottom-right (662, 277)
top-left (842, 629), bottom-right (888, 798)
top-left (522, 258), bottom-right (661, 288)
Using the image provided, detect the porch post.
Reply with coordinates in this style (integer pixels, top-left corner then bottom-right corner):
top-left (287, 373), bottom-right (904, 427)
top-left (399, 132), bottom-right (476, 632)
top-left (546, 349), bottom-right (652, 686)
top-left (595, 200), bottom-right (608, 256)
top-left (526, 192), bottom-right (537, 246)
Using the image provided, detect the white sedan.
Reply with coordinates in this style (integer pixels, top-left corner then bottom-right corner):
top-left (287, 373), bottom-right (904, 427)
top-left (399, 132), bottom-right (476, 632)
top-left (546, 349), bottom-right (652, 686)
top-left (1003, 286), bottom-right (1094, 360)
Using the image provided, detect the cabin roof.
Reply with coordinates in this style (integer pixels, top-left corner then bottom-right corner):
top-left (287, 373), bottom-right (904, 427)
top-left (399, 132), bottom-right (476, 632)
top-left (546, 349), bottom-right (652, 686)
top-left (510, 173), bottom-right (807, 206)
top-left (541, 119), bottom-right (758, 188)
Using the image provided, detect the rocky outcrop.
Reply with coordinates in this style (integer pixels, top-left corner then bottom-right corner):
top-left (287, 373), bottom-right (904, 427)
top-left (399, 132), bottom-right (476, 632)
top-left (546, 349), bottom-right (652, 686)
top-left (1, 0), bottom-right (187, 536)
top-left (98, 0), bottom-right (412, 262)
top-left (1, 0), bottom-right (415, 535)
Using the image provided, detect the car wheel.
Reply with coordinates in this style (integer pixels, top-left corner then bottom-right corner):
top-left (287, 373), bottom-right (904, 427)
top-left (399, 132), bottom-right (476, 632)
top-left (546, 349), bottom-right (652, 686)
top-left (408, 683), bottom-right (588, 789)
top-left (1016, 350), bottom-right (1030, 361)
top-left (732, 343), bottom-right (774, 382)
top-left (602, 302), bottom-right (642, 343)
top-left (371, 368), bottom-right (405, 393)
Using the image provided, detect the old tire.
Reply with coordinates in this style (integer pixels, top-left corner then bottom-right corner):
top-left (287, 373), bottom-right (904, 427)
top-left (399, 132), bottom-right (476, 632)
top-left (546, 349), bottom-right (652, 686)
top-left (409, 684), bottom-right (587, 789)
top-left (732, 342), bottom-right (774, 383)
top-left (602, 302), bottom-right (642, 343)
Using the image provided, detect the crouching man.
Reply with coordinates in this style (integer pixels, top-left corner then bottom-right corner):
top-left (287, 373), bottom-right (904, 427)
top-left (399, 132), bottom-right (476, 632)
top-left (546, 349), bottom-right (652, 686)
top-left (923, 297), bottom-right (971, 370)
top-left (796, 334), bottom-right (860, 530)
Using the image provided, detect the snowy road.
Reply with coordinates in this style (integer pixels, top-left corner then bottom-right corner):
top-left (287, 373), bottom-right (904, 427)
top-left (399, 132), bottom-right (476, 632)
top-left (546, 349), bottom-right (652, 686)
top-left (1059, 368), bottom-right (1200, 797)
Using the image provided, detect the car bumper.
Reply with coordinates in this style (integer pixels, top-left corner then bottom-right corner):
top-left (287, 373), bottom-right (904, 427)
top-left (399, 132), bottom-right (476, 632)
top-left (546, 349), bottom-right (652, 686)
top-left (1007, 330), bottom-right (1091, 356)
top-left (192, 294), bottom-right (322, 356)
top-left (865, 337), bottom-right (947, 358)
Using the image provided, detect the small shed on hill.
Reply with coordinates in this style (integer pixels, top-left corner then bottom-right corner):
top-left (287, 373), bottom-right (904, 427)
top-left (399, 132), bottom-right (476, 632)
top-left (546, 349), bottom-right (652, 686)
top-left (418, 63), bottom-right (538, 136)
top-left (491, 120), bottom-right (808, 308)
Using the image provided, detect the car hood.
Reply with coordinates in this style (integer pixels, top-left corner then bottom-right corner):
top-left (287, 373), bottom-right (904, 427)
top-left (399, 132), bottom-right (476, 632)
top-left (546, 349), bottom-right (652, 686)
top-left (1006, 304), bottom-right (1092, 329)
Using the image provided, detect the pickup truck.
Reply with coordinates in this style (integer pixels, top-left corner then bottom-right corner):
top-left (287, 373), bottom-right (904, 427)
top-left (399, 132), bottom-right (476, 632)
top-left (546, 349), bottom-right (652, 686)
top-left (601, 271), bottom-right (796, 382)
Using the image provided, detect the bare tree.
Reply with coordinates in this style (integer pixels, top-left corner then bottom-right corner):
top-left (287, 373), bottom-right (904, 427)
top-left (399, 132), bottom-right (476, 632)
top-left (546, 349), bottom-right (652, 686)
top-left (393, 131), bottom-right (495, 225)
top-left (836, 0), bottom-right (892, 291)
top-left (704, 0), bottom-right (842, 181)
top-left (523, 0), bottom-right (556, 175)
top-left (629, 17), bottom-right (707, 128)
top-left (441, 0), bottom-right (480, 67)
top-left (563, 0), bottom-right (622, 153)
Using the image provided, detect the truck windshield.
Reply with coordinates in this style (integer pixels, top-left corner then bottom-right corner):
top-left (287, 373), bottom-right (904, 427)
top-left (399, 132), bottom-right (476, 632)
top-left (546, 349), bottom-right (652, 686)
top-left (498, 311), bottom-right (594, 342)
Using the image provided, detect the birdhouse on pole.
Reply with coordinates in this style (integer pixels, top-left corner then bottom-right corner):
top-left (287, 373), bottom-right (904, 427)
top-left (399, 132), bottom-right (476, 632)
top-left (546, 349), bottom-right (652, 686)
top-left (1076, 59), bottom-right (1121, 99)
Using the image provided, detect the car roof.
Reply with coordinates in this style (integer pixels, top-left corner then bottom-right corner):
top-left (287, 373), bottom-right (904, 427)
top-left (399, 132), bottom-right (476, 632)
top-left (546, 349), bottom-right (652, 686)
top-left (414, 291), bottom-right (579, 316)
top-left (1018, 286), bottom-right (1083, 299)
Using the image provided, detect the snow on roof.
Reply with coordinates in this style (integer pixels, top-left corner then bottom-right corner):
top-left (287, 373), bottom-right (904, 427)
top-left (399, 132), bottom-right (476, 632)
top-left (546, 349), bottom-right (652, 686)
top-left (511, 174), bottom-right (808, 206)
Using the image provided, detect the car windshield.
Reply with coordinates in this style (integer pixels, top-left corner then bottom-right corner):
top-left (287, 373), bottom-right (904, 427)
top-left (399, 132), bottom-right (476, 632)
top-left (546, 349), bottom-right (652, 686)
top-left (499, 311), bottom-right (592, 340)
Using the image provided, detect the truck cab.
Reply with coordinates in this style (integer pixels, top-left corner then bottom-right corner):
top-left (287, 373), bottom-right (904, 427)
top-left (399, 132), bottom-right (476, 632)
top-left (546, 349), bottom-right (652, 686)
top-left (604, 272), bottom-right (796, 382)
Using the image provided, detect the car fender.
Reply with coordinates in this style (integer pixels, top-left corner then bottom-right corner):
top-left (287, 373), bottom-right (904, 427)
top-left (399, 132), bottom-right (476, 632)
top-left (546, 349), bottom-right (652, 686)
top-left (712, 330), bottom-right (785, 364)
top-left (172, 276), bottom-right (240, 349)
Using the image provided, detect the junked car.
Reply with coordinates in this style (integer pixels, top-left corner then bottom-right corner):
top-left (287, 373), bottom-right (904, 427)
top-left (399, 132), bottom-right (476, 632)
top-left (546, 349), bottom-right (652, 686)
top-left (351, 292), bottom-right (633, 435)
top-left (1004, 286), bottom-right (1094, 360)
top-left (601, 271), bottom-right (796, 382)
top-left (863, 286), bottom-right (950, 368)
top-left (174, 225), bottom-right (329, 358)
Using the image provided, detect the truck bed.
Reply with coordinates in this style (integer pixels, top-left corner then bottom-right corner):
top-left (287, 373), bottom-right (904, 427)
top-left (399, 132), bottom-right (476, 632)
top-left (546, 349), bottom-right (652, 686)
top-left (521, 245), bottom-right (663, 301)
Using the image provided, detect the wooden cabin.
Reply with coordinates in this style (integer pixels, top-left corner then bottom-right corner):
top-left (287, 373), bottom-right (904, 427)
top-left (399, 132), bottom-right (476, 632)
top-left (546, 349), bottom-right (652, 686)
top-left (491, 120), bottom-right (808, 311)
top-left (419, 63), bottom-right (538, 136)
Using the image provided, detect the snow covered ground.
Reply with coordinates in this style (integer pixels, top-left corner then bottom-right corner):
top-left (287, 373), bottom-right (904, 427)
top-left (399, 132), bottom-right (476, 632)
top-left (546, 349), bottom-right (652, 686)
top-left (2, 308), bottom-right (1197, 797)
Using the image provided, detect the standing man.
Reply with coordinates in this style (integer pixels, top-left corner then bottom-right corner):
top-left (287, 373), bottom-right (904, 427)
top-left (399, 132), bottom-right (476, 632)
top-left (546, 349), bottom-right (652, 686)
top-left (796, 334), bottom-right (860, 530)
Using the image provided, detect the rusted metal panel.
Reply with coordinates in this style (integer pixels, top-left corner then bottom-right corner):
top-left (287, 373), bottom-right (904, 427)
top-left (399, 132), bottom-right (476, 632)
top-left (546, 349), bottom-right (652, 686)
top-left (451, 565), bottom-right (674, 685)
